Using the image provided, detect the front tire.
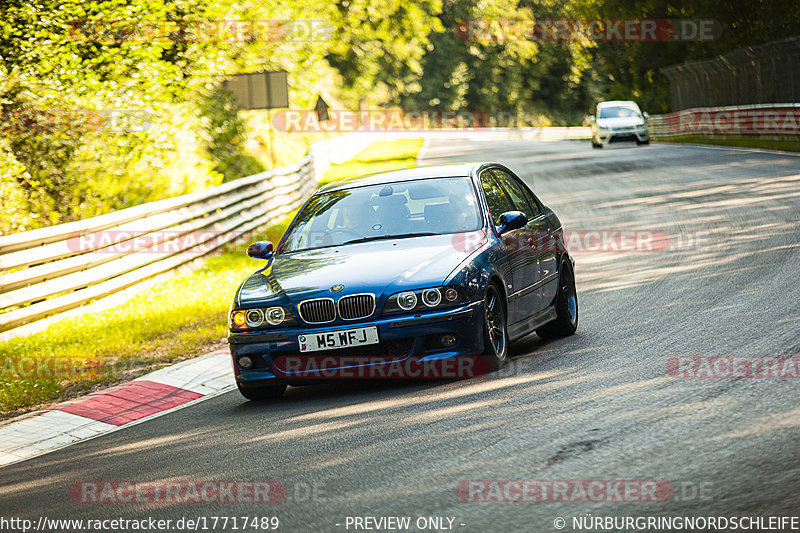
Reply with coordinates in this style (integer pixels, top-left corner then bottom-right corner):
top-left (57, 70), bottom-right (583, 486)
top-left (237, 382), bottom-right (287, 401)
top-left (537, 258), bottom-right (578, 339)
top-left (482, 284), bottom-right (509, 370)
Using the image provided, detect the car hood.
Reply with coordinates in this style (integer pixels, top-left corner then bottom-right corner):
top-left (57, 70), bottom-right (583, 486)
top-left (597, 116), bottom-right (645, 129)
top-left (237, 233), bottom-right (486, 305)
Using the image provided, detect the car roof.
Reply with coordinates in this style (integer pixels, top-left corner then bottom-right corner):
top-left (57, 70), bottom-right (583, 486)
top-left (315, 162), bottom-right (486, 193)
top-left (597, 100), bottom-right (641, 109)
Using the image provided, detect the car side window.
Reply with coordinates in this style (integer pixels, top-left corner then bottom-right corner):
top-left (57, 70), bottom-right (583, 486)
top-left (480, 170), bottom-right (516, 226)
top-left (515, 177), bottom-right (544, 217)
top-left (492, 169), bottom-right (540, 219)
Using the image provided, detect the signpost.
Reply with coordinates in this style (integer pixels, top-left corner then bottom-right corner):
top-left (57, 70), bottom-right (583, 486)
top-left (315, 96), bottom-right (330, 122)
top-left (223, 71), bottom-right (289, 110)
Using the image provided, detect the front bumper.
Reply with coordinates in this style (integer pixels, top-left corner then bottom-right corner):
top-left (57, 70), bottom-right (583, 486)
top-left (597, 128), bottom-right (649, 144)
top-left (229, 300), bottom-right (485, 384)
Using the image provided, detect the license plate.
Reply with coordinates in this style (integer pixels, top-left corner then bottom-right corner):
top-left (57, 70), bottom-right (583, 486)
top-left (298, 326), bottom-right (379, 352)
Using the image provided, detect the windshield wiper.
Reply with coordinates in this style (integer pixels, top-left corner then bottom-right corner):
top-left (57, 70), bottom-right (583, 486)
top-left (341, 232), bottom-right (442, 245)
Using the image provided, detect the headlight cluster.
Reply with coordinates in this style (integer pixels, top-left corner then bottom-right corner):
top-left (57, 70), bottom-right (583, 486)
top-left (230, 306), bottom-right (291, 330)
top-left (384, 286), bottom-right (467, 314)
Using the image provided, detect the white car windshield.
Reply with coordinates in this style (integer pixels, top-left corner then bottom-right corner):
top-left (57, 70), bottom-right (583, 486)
top-left (279, 177), bottom-right (482, 253)
top-left (598, 106), bottom-right (642, 119)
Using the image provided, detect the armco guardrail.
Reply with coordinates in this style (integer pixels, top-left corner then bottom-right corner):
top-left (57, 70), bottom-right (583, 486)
top-left (0, 155), bottom-right (317, 334)
top-left (0, 126), bottom-right (589, 335)
top-left (647, 103), bottom-right (800, 138)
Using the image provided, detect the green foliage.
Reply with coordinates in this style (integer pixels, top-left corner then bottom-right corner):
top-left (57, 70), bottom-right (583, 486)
top-left (397, 0), bottom-right (595, 125)
top-left (397, 0), bottom-right (800, 120)
top-left (2, 0), bottom-right (798, 236)
top-left (325, 0), bottom-right (444, 106)
top-left (199, 86), bottom-right (265, 181)
top-left (0, 0), bottom-right (330, 233)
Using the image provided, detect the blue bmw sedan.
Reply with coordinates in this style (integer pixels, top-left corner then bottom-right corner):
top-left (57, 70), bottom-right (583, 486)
top-left (228, 163), bottom-right (577, 400)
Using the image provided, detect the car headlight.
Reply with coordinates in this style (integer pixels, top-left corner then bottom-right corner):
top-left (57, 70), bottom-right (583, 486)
top-left (384, 286), bottom-right (467, 314)
top-left (265, 306), bottom-right (285, 325)
top-left (397, 292), bottom-right (418, 310)
top-left (422, 288), bottom-right (441, 307)
top-left (230, 306), bottom-right (291, 330)
top-left (245, 308), bottom-right (264, 327)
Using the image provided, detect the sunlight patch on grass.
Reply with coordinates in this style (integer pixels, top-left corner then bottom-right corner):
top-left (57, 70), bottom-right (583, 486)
top-left (320, 138), bottom-right (423, 185)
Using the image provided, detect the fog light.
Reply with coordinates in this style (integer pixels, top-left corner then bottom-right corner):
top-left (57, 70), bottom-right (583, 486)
top-left (440, 334), bottom-right (457, 348)
top-left (238, 356), bottom-right (254, 369)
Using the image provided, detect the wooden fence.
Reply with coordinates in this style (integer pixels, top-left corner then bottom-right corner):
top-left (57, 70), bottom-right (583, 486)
top-left (0, 156), bottom-right (317, 333)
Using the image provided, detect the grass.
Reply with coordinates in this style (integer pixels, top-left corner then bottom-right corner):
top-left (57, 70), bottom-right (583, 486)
top-left (320, 138), bottom-right (424, 185)
top-left (654, 135), bottom-right (800, 153)
top-left (0, 137), bottom-right (424, 417)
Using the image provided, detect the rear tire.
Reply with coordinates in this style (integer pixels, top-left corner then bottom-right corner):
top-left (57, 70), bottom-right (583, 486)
top-left (537, 258), bottom-right (578, 339)
top-left (636, 139), bottom-right (650, 145)
top-left (237, 382), bottom-right (287, 401)
top-left (482, 284), bottom-right (509, 370)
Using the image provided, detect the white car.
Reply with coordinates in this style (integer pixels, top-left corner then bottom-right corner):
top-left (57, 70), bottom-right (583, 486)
top-left (590, 101), bottom-right (650, 148)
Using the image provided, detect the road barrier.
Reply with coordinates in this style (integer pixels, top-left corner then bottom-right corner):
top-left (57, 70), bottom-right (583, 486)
top-left (0, 127), bottom-right (589, 335)
top-left (0, 156), bottom-right (317, 334)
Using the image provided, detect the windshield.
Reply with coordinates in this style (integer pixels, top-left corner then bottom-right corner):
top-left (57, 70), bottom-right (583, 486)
top-left (598, 105), bottom-right (642, 119)
top-left (279, 177), bottom-right (482, 253)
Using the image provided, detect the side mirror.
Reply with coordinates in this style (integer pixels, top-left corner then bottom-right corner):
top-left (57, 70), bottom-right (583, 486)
top-left (247, 241), bottom-right (274, 260)
top-left (497, 211), bottom-right (528, 234)
top-left (643, 112), bottom-right (650, 119)
top-left (589, 115), bottom-right (595, 122)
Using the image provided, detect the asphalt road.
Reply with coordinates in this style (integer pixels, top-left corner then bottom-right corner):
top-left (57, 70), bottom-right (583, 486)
top-left (2, 139), bottom-right (800, 532)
